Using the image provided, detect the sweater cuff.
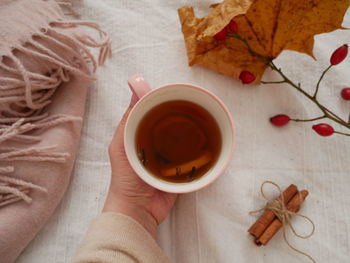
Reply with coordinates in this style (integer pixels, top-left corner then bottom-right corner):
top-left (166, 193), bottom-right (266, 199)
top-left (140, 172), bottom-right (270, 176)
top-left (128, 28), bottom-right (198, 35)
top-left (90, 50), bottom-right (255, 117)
top-left (72, 212), bottom-right (171, 263)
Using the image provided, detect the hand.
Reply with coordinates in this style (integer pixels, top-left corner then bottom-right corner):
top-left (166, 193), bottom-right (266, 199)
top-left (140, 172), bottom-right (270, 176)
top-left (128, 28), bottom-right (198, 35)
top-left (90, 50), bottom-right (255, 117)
top-left (103, 95), bottom-right (177, 238)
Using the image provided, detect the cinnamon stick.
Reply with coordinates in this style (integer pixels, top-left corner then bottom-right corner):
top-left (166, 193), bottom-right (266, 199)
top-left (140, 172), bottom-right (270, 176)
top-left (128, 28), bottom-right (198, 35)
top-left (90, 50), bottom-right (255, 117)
top-left (161, 151), bottom-right (212, 177)
top-left (255, 189), bottom-right (309, 246)
top-left (248, 184), bottom-right (298, 238)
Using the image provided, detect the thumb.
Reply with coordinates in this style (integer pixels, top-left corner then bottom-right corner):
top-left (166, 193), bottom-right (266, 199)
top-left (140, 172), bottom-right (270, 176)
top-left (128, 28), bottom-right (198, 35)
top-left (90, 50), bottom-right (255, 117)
top-left (112, 94), bottom-right (138, 142)
top-left (130, 93), bottom-right (139, 108)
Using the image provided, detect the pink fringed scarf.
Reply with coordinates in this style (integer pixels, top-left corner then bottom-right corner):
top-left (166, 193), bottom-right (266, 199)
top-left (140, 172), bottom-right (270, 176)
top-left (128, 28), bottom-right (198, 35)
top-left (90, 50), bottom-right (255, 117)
top-left (0, 0), bottom-right (111, 261)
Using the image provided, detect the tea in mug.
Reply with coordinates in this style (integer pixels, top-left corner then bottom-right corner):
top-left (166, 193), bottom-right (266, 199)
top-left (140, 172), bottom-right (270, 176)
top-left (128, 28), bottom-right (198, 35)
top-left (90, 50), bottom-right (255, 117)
top-left (135, 100), bottom-right (222, 183)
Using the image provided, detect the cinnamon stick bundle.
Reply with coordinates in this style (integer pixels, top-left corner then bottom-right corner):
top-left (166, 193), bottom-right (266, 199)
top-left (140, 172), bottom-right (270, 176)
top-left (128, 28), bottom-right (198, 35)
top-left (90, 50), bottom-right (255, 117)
top-left (255, 190), bottom-right (308, 246)
top-left (248, 184), bottom-right (308, 246)
top-left (248, 184), bottom-right (298, 238)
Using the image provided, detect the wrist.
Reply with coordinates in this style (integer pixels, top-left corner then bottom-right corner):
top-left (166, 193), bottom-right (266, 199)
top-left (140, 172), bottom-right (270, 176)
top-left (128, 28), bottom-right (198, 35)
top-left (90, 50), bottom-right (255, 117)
top-left (102, 191), bottom-right (158, 239)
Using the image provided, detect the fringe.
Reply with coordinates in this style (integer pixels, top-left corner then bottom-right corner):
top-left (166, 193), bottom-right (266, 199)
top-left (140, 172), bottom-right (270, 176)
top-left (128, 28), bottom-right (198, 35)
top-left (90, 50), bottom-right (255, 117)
top-left (56, 0), bottom-right (81, 17)
top-left (0, 0), bottom-right (112, 208)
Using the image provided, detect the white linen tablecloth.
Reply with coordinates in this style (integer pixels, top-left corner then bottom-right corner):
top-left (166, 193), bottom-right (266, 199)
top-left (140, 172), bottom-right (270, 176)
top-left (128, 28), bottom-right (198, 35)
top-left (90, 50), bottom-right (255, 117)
top-left (16, 1), bottom-right (350, 262)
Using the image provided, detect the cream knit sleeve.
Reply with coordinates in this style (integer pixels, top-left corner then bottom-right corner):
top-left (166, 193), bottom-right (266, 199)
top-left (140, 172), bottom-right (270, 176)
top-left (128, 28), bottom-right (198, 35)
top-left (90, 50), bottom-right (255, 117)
top-left (72, 212), bottom-right (172, 263)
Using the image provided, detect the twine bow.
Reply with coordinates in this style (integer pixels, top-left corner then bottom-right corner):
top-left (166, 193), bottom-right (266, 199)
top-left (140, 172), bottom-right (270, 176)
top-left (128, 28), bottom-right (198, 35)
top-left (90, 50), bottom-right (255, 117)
top-left (251, 181), bottom-right (316, 263)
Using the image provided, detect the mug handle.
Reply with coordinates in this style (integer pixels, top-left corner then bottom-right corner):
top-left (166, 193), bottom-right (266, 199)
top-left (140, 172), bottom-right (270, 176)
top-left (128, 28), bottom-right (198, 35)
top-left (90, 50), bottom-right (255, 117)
top-left (128, 74), bottom-right (151, 103)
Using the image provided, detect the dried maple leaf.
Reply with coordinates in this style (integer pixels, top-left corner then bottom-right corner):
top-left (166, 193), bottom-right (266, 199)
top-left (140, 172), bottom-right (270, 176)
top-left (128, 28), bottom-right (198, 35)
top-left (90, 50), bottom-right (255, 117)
top-left (178, 0), bottom-right (350, 83)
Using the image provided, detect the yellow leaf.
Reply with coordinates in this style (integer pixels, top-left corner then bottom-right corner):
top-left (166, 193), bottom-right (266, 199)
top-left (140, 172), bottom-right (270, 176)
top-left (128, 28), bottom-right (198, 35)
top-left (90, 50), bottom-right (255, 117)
top-left (178, 0), bottom-right (350, 83)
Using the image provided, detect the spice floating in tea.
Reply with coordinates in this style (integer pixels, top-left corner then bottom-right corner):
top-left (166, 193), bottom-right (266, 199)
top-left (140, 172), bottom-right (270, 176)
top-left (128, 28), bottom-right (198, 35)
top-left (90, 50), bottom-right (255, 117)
top-left (136, 100), bottom-right (221, 183)
top-left (138, 148), bottom-right (147, 166)
top-left (154, 152), bottom-right (172, 164)
top-left (187, 166), bottom-right (196, 181)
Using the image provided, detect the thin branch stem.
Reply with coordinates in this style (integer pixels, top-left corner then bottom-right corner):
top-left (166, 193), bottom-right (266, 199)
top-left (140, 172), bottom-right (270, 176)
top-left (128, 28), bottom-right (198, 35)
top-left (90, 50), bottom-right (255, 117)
top-left (313, 65), bottom-right (332, 98)
top-left (261, 80), bottom-right (286, 84)
top-left (291, 116), bottom-right (326, 122)
top-left (228, 32), bottom-right (271, 64)
top-left (334, 131), bottom-right (350, 136)
top-left (268, 61), bottom-right (347, 125)
top-left (319, 105), bottom-right (345, 123)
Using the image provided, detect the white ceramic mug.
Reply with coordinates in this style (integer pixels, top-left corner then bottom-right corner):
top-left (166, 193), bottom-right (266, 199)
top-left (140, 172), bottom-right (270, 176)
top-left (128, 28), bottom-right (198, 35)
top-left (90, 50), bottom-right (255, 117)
top-left (124, 74), bottom-right (235, 193)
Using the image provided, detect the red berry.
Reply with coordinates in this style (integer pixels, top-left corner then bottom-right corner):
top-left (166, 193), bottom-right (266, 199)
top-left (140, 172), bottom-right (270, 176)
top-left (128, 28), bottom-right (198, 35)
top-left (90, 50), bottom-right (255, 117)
top-left (312, 123), bottom-right (334, 137)
top-left (239, 71), bottom-right (255, 84)
top-left (330, 44), bottom-right (348, 65)
top-left (341, 88), bottom-right (350, 100)
top-left (270, 114), bottom-right (290, 126)
top-left (214, 27), bottom-right (227, 41)
top-left (227, 20), bottom-right (238, 33)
